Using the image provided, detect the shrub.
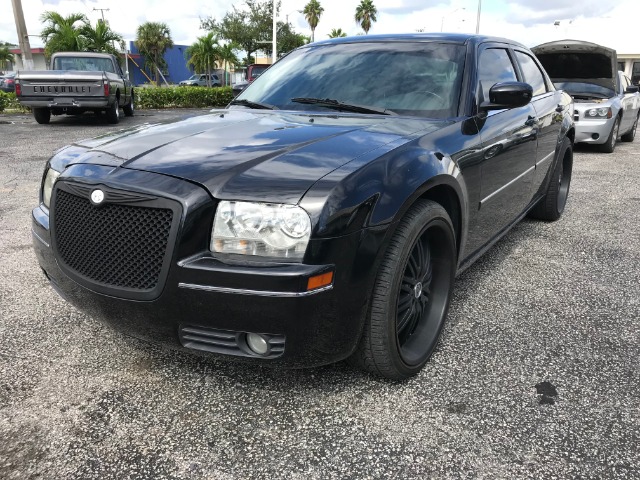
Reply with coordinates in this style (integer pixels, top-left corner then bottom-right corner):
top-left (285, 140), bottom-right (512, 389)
top-left (135, 86), bottom-right (235, 109)
top-left (0, 91), bottom-right (27, 113)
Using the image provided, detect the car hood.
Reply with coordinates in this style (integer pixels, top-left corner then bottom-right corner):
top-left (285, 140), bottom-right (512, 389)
top-left (68, 109), bottom-right (444, 204)
top-left (532, 39), bottom-right (618, 92)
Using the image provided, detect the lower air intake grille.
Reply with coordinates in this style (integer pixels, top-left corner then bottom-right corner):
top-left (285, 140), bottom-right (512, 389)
top-left (53, 188), bottom-right (173, 292)
top-left (179, 324), bottom-right (285, 359)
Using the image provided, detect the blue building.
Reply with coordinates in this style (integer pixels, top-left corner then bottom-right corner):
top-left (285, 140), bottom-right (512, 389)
top-left (127, 42), bottom-right (193, 86)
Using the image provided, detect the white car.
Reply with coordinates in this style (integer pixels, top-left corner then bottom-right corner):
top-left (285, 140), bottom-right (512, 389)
top-left (179, 74), bottom-right (221, 87)
top-left (534, 40), bottom-right (640, 153)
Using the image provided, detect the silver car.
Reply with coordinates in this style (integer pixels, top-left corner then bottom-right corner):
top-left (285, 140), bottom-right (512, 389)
top-left (534, 40), bottom-right (640, 153)
top-left (179, 74), bottom-right (221, 87)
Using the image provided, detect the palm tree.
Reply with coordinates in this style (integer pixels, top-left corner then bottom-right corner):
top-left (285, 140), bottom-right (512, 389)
top-left (40, 11), bottom-right (87, 59)
top-left (186, 33), bottom-right (221, 87)
top-left (218, 42), bottom-right (240, 86)
top-left (328, 28), bottom-right (347, 38)
top-left (135, 22), bottom-right (173, 85)
top-left (0, 45), bottom-right (14, 72)
top-left (81, 20), bottom-right (123, 56)
top-left (303, 0), bottom-right (324, 43)
top-left (355, 0), bottom-right (378, 34)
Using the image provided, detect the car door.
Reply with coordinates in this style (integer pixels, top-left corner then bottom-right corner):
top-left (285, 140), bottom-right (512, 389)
top-left (467, 45), bottom-right (538, 253)
top-left (513, 49), bottom-right (564, 197)
top-left (619, 73), bottom-right (640, 133)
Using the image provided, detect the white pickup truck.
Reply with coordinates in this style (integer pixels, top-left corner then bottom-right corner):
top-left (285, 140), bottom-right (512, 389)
top-left (15, 52), bottom-right (134, 124)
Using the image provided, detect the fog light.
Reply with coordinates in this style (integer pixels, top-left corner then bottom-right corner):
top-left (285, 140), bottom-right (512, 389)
top-left (246, 333), bottom-right (269, 355)
top-left (592, 133), bottom-right (599, 140)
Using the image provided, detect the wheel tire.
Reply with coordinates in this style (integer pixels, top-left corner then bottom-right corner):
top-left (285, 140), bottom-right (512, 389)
top-left (123, 91), bottom-right (134, 117)
top-left (348, 200), bottom-right (457, 380)
top-left (33, 107), bottom-right (51, 125)
top-left (621, 114), bottom-right (638, 142)
top-left (599, 117), bottom-right (620, 153)
top-left (106, 98), bottom-right (120, 124)
top-left (529, 137), bottom-right (573, 221)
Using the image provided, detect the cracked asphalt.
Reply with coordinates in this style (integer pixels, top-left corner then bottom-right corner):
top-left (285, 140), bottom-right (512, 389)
top-left (1, 109), bottom-right (639, 479)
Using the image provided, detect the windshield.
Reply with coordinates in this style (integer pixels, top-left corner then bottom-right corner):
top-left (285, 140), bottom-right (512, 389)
top-left (53, 56), bottom-right (116, 73)
top-left (188, 75), bottom-right (199, 80)
top-left (236, 42), bottom-right (466, 118)
top-left (554, 82), bottom-right (614, 99)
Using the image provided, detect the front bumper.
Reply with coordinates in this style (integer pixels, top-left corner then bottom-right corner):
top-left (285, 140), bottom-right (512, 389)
top-left (573, 106), bottom-right (616, 145)
top-left (32, 166), bottom-right (383, 368)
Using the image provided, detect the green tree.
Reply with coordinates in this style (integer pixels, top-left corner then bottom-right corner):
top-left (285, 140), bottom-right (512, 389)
top-left (276, 23), bottom-right (307, 55)
top-left (218, 42), bottom-right (240, 85)
top-left (40, 11), bottom-right (87, 59)
top-left (135, 22), bottom-right (174, 85)
top-left (81, 20), bottom-right (123, 56)
top-left (303, 0), bottom-right (324, 43)
top-left (328, 28), bottom-right (347, 38)
top-left (355, 0), bottom-right (378, 34)
top-left (0, 45), bottom-right (14, 71)
top-left (186, 33), bottom-right (221, 87)
top-left (201, 1), bottom-right (269, 66)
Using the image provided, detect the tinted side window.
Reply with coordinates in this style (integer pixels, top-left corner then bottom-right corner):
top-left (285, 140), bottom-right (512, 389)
top-left (478, 48), bottom-right (517, 102)
top-left (515, 51), bottom-right (547, 96)
top-left (632, 62), bottom-right (640, 85)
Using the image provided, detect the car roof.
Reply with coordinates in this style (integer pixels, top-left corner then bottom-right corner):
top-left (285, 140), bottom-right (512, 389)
top-left (310, 33), bottom-right (527, 50)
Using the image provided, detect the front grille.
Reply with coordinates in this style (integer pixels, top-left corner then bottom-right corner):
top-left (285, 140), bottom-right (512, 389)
top-left (53, 188), bottom-right (173, 292)
top-left (179, 325), bottom-right (285, 359)
top-left (574, 109), bottom-right (580, 122)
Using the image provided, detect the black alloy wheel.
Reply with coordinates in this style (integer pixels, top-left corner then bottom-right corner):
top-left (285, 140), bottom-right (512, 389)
top-left (529, 137), bottom-right (573, 221)
top-left (349, 200), bottom-right (456, 380)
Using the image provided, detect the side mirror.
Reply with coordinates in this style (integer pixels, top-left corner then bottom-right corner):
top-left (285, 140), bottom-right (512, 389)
top-left (480, 82), bottom-right (533, 110)
top-left (625, 85), bottom-right (639, 94)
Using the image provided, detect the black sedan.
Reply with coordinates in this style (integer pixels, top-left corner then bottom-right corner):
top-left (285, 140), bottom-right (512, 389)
top-left (32, 34), bottom-right (575, 380)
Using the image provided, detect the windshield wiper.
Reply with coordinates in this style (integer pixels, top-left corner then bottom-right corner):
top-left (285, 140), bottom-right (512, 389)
top-left (291, 97), bottom-right (393, 115)
top-left (229, 99), bottom-right (276, 110)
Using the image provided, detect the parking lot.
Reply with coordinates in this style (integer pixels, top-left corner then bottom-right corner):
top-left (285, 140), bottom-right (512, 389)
top-left (0, 109), bottom-right (638, 479)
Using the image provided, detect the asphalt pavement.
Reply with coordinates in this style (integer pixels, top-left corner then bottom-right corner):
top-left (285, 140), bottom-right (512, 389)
top-left (0, 109), bottom-right (638, 479)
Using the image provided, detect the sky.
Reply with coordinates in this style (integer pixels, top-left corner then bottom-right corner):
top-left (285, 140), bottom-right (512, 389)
top-left (2, 0), bottom-right (639, 54)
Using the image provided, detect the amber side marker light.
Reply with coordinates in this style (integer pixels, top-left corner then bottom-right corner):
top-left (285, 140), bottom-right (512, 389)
top-left (307, 271), bottom-right (334, 291)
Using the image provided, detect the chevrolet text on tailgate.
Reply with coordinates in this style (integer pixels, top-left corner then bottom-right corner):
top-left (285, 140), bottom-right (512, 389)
top-left (33, 34), bottom-right (575, 380)
top-left (16, 52), bottom-right (134, 124)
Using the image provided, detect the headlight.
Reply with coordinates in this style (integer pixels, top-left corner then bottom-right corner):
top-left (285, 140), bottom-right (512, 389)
top-left (585, 107), bottom-right (612, 118)
top-left (42, 167), bottom-right (61, 209)
top-left (212, 201), bottom-right (311, 260)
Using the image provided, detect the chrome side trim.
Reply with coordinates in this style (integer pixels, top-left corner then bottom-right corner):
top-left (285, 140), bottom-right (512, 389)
top-left (31, 229), bottom-right (50, 248)
top-left (178, 283), bottom-right (333, 297)
top-left (536, 151), bottom-right (554, 168)
top-left (480, 165), bottom-right (535, 207)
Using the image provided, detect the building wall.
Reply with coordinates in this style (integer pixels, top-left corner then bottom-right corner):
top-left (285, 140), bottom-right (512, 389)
top-left (618, 55), bottom-right (640, 85)
top-left (128, 42), bottom-right (194, 86)
top-left (9, 53), bottom-right (48, 71)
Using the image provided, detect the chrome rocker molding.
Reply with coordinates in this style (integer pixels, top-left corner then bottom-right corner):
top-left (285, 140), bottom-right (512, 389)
top-left (178, 282), bottom-right (334, 297)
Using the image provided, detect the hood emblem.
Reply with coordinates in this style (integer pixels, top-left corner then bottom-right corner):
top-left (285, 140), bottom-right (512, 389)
top-left (90, 189), bottom-right (105, 205)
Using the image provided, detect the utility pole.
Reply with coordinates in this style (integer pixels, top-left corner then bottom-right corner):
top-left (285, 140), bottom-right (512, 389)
top-left (272, 0), bottom-right (277, 63)
top-left (475, 0), bottom-right (482, 34)
top-left (93, 8), bottom-right (110, 22)
top-left (10, 0), bottom-right (34, 70)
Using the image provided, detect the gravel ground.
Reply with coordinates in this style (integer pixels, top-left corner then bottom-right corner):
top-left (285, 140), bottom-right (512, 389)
top-left (0, 110), bottom-right (638, 479)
